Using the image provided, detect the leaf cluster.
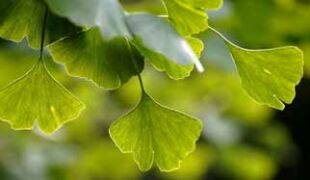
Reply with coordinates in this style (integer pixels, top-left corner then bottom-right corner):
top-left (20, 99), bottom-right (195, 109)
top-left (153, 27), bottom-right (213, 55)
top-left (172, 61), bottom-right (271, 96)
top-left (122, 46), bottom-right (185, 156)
top-left (0, 0), bottom-right (304, 172)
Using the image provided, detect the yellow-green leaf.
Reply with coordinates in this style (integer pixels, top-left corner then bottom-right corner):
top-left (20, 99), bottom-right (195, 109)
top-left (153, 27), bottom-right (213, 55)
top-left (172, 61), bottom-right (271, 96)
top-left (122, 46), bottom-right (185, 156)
top-left (162, 0), bottom-right (208, 35)
top-left (0, 60), bottom-right (85, 134)
top-left (229, 45), bottom-right (304, 110)
top-left (109, 93), bottom-right (202, 171)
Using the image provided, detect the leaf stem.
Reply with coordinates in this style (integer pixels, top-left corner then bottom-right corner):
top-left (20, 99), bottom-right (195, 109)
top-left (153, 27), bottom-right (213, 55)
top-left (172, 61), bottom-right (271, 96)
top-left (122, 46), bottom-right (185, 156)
top-left (39, 5), bottom-right (49, 61)
top-left (208, 26), bottom-right (252, 51)
top-left (124, 37), bottom-right (145, 93)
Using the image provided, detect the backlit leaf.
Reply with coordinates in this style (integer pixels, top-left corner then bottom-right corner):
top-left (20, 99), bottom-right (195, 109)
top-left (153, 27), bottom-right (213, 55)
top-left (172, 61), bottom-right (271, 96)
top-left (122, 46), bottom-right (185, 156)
top-left (0, 0), bottom-right (80, 49)
top-left (48, 28), bottom-right (144, 89)
top-left (0, 60), bottom-right (85, 134)
top-left (45, 0), bottom-right (130, 39)
top-left (229, 45), bottom-right (304, 110)
top-left (110, 93), bottom-right (202, 171)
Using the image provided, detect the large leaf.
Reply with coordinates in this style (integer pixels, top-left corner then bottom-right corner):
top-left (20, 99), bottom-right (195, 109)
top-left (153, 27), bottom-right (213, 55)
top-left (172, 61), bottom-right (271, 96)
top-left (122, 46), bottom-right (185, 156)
top-left (229, 45), bottom-right (304, 110)
top-left (110, 93), bottom-right (202, 171)
top-left (126, 13), bottom-right (203, 79)
top-left (49, 28), bottom-right (144, 89)
top-left (45, 0), bottom-right (130, 39)
top-left (0, 60), bottom-right (85, 134)
top-left (0, 0), bottom-right (80, 49)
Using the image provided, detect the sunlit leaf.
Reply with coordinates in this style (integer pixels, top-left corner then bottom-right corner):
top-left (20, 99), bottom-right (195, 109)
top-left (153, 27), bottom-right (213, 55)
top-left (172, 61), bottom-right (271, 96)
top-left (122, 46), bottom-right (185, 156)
top-left (162, 0), bottom-right (208, 35)
top-left (0, 0), bottom-right (80, 49)
top-left (109, 93), bottom-right (202, 171)
top-left (127, 13), bottom-right (203, 79)
top-left (0, 60), bottom-right (85, 134)
top-left (45, 0), bottom-right (130, 39)
top-left (48, 28), bottom-right (144, 89)
top-left (229, 45), bottom-right (304, 110)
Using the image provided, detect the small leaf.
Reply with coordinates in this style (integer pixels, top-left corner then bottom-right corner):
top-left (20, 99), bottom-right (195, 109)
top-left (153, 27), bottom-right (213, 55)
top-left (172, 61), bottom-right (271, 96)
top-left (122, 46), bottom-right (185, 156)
top-left (109, 93), bottom-right (202, 171)
top-left (162, 0), bottom-right (208, 35)
top-left (126, 13), bottom-right (203, 79)
top-left (45, 0), bottom-right (130, 39)
top-left (0, 60), bottom-right (85, 134)
top-left (229, 45), bottom-right (304, 110)
top-left (0, 0), bottom-right (80, 49)
top-left (48, 28), bottom-right (144, 89)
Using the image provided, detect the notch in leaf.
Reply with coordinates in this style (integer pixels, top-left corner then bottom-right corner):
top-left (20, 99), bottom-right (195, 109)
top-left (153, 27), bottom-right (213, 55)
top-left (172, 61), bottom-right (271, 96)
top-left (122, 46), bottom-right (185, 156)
top-left (229, 46), bottom-right (304, 110)
top-left (109, 93), bottom-right (202, 171)
top-left (209, 27), bottom-right (304, 110)
top-left (0, 60), bottom-right (85, 134)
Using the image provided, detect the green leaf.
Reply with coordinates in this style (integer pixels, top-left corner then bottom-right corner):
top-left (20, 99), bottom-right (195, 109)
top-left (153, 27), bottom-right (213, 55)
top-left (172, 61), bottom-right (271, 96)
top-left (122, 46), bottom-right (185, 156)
top-left (161, 0), bottom-right (208, 35)
top-left (0, 0), bottom-right (80, 49)
top-left (109, 93), bottom-right (202, 171)
top-left (48, 28), bottom-right (144, 89)
top-left (45, 0), bottom-right (130, 39)
top-left (186, 37), bottom-right (204, 57)
top-left (0, 60), bottom-right (85, 134)
top-left (194, 0), bottom-right (223, 10)
top-left (126, 13), bottom-right (204, 79)
top-left (229, 45), bottom-right (304, 110)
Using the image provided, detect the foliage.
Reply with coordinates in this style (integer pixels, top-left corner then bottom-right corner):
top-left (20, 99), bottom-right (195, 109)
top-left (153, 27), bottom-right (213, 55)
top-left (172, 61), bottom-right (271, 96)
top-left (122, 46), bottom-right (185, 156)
top-left (0, 0), bottom-right (304, 172)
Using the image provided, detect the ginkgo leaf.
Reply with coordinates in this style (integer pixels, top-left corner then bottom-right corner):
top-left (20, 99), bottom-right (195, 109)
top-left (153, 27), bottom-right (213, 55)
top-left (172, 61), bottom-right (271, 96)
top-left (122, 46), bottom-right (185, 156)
top-left (109, 93), bottom-right (202, 171)
top-left (45, 0), bottom-right (130, 39)
top-left (0, 0), bottom-right (80, 49)
top-left (0, 60), bottom-right (85, 134)
top-left (48, 28), bottom-right (144, 89)
top-left (161, 0), bottom-right (208, 35)
top-left (229, 45), bottom-right (304, 110)
top-left (126, 13), bottom-right (204, 79)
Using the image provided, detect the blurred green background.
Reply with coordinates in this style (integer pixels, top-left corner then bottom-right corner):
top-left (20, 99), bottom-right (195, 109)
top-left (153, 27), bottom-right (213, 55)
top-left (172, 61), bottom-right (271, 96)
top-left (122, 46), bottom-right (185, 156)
top-left (0, 0), bottom-right (309, 179)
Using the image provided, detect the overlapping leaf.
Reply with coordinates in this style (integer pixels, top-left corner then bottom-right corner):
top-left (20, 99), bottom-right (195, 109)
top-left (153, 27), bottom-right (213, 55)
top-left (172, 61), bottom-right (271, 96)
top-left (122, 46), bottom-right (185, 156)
top-left (48, 28), bottom-right (144, 89)
top-left (0, 60), bottom-right (85, 134)
top-left (45, 0), bottom-right (130, 39)
top-left (0, 0), bottom-right (80, 48)
top-left (127, 13), bottom-right (203, 79)
top-left (161, 0), bottom-right (209, 35)
top-left (110, 93), bottom-right (202, 171)
top-left (229, 45), bottom-right (304, 110)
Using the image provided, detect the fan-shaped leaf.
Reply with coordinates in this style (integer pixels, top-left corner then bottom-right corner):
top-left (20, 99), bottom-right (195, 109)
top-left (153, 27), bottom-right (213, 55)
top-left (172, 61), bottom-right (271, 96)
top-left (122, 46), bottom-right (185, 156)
top-left (0, 60), bottom-right (85, 134)
top-left (49, 28), bottom-right (144, 89)
top-left (229, 45), bottom-right (304, 110)
top-left (110, 93), bottom-right (202, 171)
